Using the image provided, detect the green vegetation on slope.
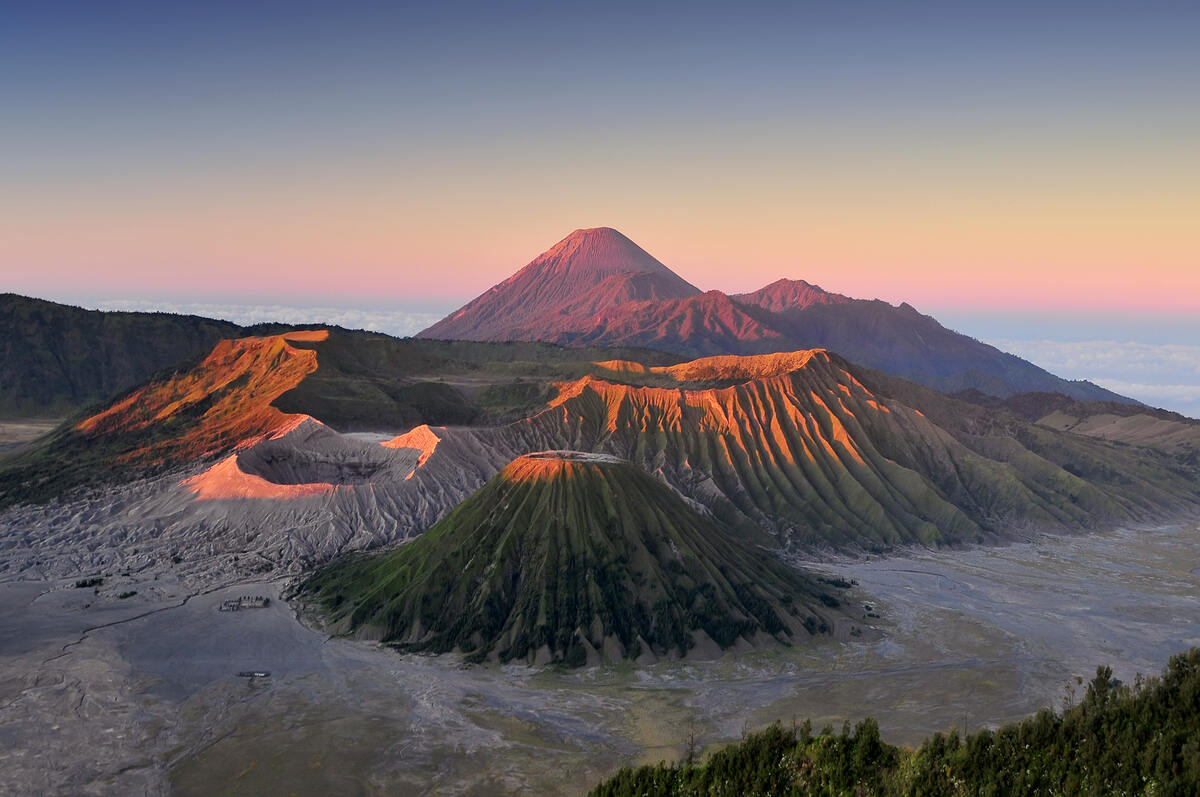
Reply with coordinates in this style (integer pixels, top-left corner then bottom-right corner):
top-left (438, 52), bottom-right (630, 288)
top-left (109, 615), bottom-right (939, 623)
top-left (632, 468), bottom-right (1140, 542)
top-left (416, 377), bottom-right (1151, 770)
top-left (501, 350), bottom-right (1199, 553)
top-left (593, 647), bottom-right (1200, 796)
top-left (301, 453), bottom-right (846, 665)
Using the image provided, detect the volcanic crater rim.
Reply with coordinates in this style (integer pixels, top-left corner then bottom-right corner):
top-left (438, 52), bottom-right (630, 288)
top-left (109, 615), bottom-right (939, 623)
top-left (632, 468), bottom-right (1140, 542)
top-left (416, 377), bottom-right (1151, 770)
top-left (518, 450), bottom-right (627, 464)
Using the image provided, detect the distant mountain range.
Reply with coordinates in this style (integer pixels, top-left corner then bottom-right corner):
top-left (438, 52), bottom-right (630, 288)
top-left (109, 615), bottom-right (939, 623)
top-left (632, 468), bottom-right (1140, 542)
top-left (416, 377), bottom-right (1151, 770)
top-left (2, 231), bottom-right (1197, 675)
top-left (6, 330), bottom-right (1193, 572)
top-left (419, 227), bottom-right (1127, 403)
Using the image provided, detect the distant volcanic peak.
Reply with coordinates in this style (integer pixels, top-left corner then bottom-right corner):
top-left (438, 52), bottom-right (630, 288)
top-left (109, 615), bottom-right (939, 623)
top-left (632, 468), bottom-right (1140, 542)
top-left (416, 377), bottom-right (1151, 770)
top-left (417, 227), bottom-right (701, 341)
top-left (509, 227), bottom-right (697, 300)
top-left (533, 227), bottom-right (681, 280)
top-left (733, 278), bottom-right (848, 313)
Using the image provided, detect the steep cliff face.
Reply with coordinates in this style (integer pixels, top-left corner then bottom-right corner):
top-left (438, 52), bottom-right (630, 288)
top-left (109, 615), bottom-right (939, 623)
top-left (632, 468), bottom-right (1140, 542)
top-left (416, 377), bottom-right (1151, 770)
top-left (302, 452), bottom-right (845, 666)
top-left (492, 350), bottom-right (1156, 550)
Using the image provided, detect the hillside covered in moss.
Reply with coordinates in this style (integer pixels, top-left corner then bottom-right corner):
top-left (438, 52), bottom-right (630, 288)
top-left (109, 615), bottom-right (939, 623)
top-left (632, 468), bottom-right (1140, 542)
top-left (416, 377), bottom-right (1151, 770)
top-left (301, 452), bottom-right (848, 665)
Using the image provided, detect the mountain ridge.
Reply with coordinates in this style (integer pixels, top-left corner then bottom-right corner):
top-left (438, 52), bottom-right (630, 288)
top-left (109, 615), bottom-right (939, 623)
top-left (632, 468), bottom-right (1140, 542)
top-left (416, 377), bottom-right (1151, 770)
top-left (2, 332), bottom-right (1197, 589)
top-left (417, 229), bottom-right (1131, 403)
top-left (0, 293), bottom-right (242, 418)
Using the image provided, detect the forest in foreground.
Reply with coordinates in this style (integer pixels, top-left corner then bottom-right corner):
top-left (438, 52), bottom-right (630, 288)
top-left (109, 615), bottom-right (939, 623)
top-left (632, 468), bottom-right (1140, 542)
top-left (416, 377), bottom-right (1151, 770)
top-left (592, 647), bottom-right (1200, 796)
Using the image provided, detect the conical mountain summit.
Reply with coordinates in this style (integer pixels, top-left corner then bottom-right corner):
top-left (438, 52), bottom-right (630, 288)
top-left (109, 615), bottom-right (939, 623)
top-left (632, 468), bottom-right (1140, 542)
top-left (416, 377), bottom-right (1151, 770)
top-left (419, 227), bottom-right (700, 341)
top-left (302, 451), bottom-right (844, 666)
top-left (418, 227), bottom-right (1131, 402)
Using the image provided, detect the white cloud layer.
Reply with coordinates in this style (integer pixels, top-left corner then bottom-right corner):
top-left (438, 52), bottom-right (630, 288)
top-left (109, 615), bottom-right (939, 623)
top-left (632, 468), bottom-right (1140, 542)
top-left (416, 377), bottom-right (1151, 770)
top-left (988, 339), bottom-right (1200, 418)
top-left (87, 300), bottom-right (445, 339)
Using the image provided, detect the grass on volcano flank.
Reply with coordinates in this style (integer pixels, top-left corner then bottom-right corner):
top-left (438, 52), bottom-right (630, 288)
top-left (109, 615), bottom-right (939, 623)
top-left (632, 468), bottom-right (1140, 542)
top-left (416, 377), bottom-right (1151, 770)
top-left (301, 456), bottom-right (843, 666)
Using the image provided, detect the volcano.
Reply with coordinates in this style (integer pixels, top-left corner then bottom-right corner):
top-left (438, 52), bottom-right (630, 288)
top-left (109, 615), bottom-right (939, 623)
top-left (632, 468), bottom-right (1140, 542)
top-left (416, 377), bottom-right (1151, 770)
top-left (419, 227), bottom-right (701, 341)
top-left (302, 451), bottom-right (845, 666)
top-left (418, 228), bottom-right (1129, 403)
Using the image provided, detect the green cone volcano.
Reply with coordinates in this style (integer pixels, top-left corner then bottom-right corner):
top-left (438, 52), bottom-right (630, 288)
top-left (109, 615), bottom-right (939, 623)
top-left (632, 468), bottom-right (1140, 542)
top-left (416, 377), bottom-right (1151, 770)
top-left (302, 451), bottom-right (844, 666)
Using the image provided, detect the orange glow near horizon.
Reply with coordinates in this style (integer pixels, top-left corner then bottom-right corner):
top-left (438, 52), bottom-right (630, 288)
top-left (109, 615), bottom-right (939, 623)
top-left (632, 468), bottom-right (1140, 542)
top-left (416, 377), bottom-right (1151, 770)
top-left (5, 5), bottom-right (1198, 317)
top-left (4, 122), bottom-right (1197, 314)
top-left (6, 196), bottom-right (1196, 313)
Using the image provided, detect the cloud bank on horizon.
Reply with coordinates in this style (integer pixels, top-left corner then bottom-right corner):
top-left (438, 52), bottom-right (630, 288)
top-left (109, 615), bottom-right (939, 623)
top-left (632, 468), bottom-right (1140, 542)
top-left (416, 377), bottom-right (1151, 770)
top-left (87, 299), bottom-right (445, 340)
top-left (988, 339), bottom-right (1200, 419)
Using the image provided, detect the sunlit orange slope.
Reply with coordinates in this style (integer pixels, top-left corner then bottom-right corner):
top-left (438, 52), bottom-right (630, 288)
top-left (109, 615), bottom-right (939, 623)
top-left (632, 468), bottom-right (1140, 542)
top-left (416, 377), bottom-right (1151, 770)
top-left (76, 329), bottom-right (329, 465)
top-left (551, 350), bottom-right (878, 471)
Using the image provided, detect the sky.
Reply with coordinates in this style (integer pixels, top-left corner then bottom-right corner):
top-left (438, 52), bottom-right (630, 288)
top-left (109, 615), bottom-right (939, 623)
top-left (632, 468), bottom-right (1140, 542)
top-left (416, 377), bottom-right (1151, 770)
top-left (2, 2), bottom-right (1198, 413)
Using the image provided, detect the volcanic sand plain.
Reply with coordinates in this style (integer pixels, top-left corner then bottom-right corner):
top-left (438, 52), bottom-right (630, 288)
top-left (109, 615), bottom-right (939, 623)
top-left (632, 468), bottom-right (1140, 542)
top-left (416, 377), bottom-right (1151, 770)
top-left (0, 523), bottom-right (1197, 796)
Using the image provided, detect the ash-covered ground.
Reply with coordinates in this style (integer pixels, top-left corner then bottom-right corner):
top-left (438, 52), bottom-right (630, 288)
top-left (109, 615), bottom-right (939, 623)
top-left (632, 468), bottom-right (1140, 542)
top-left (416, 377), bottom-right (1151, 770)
top-left (0, 523), bottom-right (1196, 795)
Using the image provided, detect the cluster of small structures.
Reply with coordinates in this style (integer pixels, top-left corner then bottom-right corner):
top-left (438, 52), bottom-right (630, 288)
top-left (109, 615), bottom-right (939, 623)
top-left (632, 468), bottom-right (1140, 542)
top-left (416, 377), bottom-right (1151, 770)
top-left (219, 595), bottom-right (271, 612)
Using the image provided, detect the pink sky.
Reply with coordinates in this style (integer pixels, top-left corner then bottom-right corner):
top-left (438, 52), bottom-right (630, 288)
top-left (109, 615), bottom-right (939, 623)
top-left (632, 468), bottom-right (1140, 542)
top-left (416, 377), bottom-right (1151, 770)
top-left (6, 207), bottom-right (1197, 313)
top-left (4, 5), bottom-right (1197, 315)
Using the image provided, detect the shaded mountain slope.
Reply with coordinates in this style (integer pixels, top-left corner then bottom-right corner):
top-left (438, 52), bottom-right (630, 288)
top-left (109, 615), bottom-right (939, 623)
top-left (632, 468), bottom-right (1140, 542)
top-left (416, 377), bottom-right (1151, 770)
top-left (765, 298), bottom-right (1124, 400)
top-left (954, 389), bottom-right (1200, 461)
top-left (418, 230), bottom-right (1130, 403)
top-left (302, 452), bottom-right (846, 665)
top-left (0, 293), bottom-right (241, 418)
top-left (555, 291), bottom-right (788, 355)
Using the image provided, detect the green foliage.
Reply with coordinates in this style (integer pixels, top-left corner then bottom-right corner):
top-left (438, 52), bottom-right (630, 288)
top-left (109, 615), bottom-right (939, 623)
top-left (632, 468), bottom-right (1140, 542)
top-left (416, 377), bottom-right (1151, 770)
top-left (592, 647), bottom-right (1200, 796)
top-left (301, 457), bottom-right (841, 665)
